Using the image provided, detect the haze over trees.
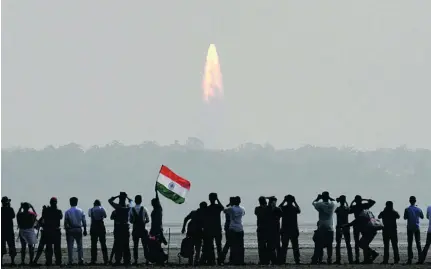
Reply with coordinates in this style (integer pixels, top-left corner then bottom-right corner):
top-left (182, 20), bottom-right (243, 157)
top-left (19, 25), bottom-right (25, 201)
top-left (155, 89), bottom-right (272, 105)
top-left (2, 138), bottom-right (430, 224)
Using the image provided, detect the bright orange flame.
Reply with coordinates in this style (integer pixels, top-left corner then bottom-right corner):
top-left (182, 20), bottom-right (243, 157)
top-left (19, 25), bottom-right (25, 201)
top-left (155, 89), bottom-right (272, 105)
top-left (202, 44), bottom-right (223, 102)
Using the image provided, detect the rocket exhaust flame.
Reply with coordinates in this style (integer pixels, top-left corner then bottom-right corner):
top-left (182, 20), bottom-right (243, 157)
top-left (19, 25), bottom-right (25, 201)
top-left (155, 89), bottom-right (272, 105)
top-left (202, 44), bottom-right (223, 102)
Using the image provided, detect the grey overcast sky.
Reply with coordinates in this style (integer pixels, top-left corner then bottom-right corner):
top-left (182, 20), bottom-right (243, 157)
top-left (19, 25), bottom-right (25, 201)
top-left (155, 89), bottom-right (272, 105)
top-left (2, 0), bottom-right (431, 150)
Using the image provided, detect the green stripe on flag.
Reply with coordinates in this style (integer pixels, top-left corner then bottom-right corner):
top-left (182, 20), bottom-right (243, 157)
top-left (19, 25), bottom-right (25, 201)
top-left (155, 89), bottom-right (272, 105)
top-left (156, 182), bottom-right (185, 204)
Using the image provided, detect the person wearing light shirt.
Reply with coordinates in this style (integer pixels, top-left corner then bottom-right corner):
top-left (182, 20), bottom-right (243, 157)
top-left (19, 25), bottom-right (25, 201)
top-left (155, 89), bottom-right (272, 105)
top-left (419, 205), bottom-right (431, 264)
top-left (88, 200), bottom-right (108, 264)
top-left (311, 191), bottom-right (336, 265)
top-left (64, 197), bottom-right (87, 265)
top-left (223, 196), bottom-right (245, 265)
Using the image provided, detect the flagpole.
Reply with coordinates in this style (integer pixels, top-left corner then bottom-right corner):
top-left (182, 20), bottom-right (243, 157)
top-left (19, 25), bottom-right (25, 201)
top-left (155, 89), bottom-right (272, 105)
top-left (155, 165), bottom-right (163, 191)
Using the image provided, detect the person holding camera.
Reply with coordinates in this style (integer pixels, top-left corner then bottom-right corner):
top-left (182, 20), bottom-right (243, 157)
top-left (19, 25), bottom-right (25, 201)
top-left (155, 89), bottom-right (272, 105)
top-left (17, 202), bottom-right (38, 265)
top-left (108, 192), bottom-right (133, 265)
top-left (311, 192), bottom-right (336, 265)
top-left (224, 196), bottom-right (246, 265)
top-left (220, 197), bottom-right (235, 265)
top-left (349, 195), bottom-right (376, 263)
top-left (279, 194), bottom-right (301, 265)
top-left (1, 196), bottom-right (17, 266)
top-left (335, 195), bottom-right (353, 264)
top-left (262, 196), bottom-right (282, 265)
top-left (33, 197), bottom-right (63, 266)
top-left (64, 197), bottom-right (87, 265)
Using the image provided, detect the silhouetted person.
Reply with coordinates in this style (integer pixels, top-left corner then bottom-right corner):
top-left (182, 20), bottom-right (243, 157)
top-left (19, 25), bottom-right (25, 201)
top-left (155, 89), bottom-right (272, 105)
top-left (378, 201), bottom-right (400, 264)
top-left (130, 195), bottom-right (150, 265)
top-left (419, 204), bottom-right (431, 264)
top-left (149, 188), bottom-right (167, 265)
top-left (108, 192), bottom-right (132, 265)
top-left (344, 208), bottom-right (381, 264)
top-left (254, 196), bottom-right (269, 265)
top-left (109, 210), bottom-right (117, 264)
top-left (33, 206), bottom-right (47, 266)
top-left (64, 197), bottom-right (87, 265)
top-left (181, 202), bottom-right (206, 265)
top-left (33, 197), bottom-right (63, 266)
top-left (150, 189), bottom-right (166, 243)
top-left (311, 222), bottom-right (324, 263)
top-left (221, 197), bottom-right (234, 264)
top-left (279, 194), bottom-right (301, 265)
top-left (1, 196), bottom-right (16, 266)
top-left (17, 202), bottom-right (38, 265)
top-left (88, 199), bottom-right (108, 264)
top-left (224, 196), bottom-right (245, 265)
top-left (404, 196), bottom-right (424, 264)
top-left (263, 196), bottom-right (282, 265)
top-left (349, 195), bottom-right (375, 263)
top-left (311, 192), bottom-right (336, 265)
top-left (204, 193), bottom-right (224, 265)
top-left (335, 195), bottom-right (353, 264)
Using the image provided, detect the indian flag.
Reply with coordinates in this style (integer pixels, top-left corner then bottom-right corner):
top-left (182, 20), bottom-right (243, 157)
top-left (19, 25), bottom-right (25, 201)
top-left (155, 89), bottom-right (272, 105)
top-left (156, 165), bottom-right (191, 204)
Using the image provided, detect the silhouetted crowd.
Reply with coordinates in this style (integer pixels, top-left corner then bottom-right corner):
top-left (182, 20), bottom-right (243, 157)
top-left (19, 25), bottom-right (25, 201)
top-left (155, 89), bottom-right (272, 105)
top-left (1, 191), bottom-right (431, 266)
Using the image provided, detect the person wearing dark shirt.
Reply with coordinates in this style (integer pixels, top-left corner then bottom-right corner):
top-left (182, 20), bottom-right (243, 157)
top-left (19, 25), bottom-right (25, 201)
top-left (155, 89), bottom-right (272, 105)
top-left (150, 190), bottom-right (165, 242)
top-left (279, 195), bottom-right (301, 265)
top-left (204, 193), bottom-right (224, 265)
top-left (343, 209), bottom-right (380, 264)
top-left (311, 221), bottom-right (324, 264)
top-left (335, 195), bottom-right (353, 264)
top-left (149, 188), bottom-right (168, 265)
top-left (418, 204), bottom-right (431, 264)
top-left (221, 197), bottom-right (234, 264)
top-left (1, 196), bottom-right (16, 266)
top-left (254, 196), bottom-right (269, 265)
top-left (109, 211), bottom-right (117, 264)
top-left (403, 196), bottom-right (424, 264)
top-left (17, 202), bottom-right (38, 265)
top-left (33, 197), bottom-right (63, 266)
top-left (181, 202), bottom-right (206, 265)
top-left (378, 201), bottom-right (400, 264)
top-left (266, 196), bottom-right (282, 265)
top-left (349, 195), bottom-right (375, 263)
top-left (108, 192), bottom-right (132, 265)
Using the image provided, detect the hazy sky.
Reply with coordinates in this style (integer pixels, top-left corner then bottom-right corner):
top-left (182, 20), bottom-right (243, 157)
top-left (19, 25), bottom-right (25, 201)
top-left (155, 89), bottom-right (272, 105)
top-left (2, 1), bottom-right (431, 150)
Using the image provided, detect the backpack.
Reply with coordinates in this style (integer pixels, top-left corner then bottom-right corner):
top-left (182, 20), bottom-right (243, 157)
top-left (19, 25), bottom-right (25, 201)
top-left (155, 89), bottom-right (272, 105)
top-left (147, 235), bottom-right (168, 264)
top-left (360, 209), bottom-right (384, 231)
top-left (179, 236), bottom-right (194, 258)
top-left (130, 207), bottom-right (144, 224)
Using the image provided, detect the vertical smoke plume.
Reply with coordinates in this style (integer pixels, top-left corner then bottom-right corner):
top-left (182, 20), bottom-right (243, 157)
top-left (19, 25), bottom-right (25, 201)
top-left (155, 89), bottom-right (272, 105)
top-left (202, 44), bottom-right (223, 103)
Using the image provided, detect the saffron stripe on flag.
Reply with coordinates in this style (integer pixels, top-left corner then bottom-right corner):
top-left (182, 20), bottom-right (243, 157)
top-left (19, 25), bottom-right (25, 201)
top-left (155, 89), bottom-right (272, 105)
top-left (160, 165), bottom-right (191, 190)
